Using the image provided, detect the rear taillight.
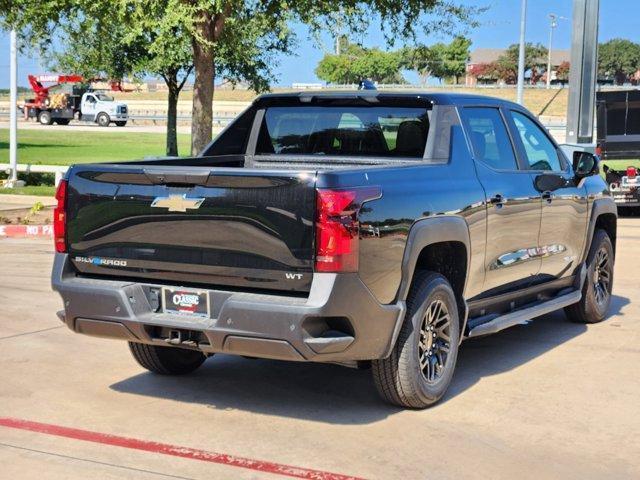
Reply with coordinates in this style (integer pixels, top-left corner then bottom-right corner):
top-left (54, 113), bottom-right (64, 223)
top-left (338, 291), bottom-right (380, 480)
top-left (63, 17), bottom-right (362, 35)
top-left (627, 166), bottom-right (637, 179)
top-left (54, 180), bottom-right (67, 253)
top-left (315, 187), bottom-right (381, 273)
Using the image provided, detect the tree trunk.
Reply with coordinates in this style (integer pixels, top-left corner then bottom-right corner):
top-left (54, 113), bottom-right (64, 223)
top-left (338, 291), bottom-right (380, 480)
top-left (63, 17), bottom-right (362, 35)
top-left (190, 8), bottom-right (228, 155)
top-left (166, 81), bottom-right (179, 156)
top-left (191, 37), bottom-right (214, 155)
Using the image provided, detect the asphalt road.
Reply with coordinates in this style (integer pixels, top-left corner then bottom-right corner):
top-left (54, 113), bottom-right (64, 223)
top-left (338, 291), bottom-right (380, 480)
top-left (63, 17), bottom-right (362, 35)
top-left (1, 219), bottom-right (639, 479)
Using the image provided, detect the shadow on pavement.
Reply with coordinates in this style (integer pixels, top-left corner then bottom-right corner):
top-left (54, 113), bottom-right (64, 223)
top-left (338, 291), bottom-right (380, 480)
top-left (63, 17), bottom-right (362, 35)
top-left (111, 295), bottom-right (628, 424)
top-left (447, 294), bottom-right (629, 401)
top-left (608, 294), bottom-right (630, 317)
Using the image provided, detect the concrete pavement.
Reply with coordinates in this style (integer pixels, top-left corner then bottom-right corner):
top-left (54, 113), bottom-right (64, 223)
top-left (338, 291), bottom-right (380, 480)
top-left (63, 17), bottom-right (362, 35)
top-left (0, 220), bottom-right (639, 479)
top-left (0, 194), bottom-right (56, 212)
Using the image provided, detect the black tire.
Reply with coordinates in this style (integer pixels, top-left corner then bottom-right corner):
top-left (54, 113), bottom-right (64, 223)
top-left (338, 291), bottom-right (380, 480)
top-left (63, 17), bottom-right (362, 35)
top-left (55, 119), bottom-right (70, 126)
top-left (372, 272), bottom-right (460, 408)
top-left (97, 112), bottom-right (110, 127)
top-left (38, 111), bottom-right (53, 125)
top-left (128, 342), bottom-right (207, 375)
top-left (565, 229), bottom-right (614, 323)
top-left (115, 121), bottom-right (127, 127)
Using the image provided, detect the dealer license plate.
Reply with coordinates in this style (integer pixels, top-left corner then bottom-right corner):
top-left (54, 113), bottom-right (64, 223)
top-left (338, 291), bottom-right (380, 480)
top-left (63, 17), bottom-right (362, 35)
top-left (162, 287), bottom-right (210, 318)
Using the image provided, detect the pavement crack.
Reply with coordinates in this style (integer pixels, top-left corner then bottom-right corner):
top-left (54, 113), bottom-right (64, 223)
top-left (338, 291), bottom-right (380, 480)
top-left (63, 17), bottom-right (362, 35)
top-left (0, 325), bottom-right (63, 341)
top-left (0, 442), bottom-right (198, 480)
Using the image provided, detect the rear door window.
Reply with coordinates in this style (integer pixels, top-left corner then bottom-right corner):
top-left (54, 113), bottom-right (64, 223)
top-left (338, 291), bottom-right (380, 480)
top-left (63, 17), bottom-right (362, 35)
top-left (256, 106), bottom-right (430, 158)
top-left (461, 107), bottom-right (519, 170)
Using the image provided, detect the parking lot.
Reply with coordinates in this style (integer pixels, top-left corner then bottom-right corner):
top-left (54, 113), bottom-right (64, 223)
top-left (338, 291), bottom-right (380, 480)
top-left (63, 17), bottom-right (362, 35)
top-left (1, 218), bottom-right (639, 480)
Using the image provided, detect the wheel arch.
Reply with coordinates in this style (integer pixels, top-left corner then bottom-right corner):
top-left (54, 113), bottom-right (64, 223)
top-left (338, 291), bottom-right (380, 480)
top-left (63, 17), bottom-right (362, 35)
top-left (381, 215), bottom-right (470, 362)
top-left (397, 216), bottom-right (471, 303)
top-left (392, 216), bottom-right (471, 346)
top-left (583, 198), bottom-right (617, 263)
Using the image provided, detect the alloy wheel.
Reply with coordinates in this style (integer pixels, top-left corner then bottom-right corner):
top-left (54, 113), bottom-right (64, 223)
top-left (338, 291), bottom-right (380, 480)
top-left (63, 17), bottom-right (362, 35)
top-left (592, 247), bottom-right (612, 306)
top-left (418, 299), bottom-right (451, 383)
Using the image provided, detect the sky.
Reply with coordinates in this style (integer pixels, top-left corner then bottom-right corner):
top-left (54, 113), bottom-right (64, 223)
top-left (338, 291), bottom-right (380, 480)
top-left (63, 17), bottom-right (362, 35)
top-left (1, 0), bottom-right (638, 88)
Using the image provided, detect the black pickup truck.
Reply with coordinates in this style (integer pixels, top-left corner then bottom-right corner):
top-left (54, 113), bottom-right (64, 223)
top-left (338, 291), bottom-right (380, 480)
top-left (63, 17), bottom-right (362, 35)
top-left (52, 92), bottom-right (617, 408)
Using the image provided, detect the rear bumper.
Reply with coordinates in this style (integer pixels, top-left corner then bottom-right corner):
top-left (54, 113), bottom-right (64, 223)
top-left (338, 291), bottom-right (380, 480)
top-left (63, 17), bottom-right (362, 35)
top-left (52, 253), bottom-right (405, 363)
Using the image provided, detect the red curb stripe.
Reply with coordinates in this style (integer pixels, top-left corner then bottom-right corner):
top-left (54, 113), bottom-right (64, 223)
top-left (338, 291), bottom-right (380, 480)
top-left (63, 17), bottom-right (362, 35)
top-left (0, 417), bottom-right (363, 480)
top-left (0, 225), bottom-right (53, 237)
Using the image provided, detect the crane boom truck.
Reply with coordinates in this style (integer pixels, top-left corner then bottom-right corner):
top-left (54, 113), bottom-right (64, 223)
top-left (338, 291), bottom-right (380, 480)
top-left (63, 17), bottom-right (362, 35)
top-left (23, 74), bottom-right (129, 127)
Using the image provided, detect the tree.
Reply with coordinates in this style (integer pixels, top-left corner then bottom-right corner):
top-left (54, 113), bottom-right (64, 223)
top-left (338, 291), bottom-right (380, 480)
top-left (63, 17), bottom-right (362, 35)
top-left (356, 48), bottom-right (405, 83)
top-left (467, 62), bottom-right (499, 84)
top-left (446, 36), bottom-right (472, 84)
top-left (184, 0), bottom-right (479, 153)
top-left (598, 39), bottom-right (640, 85)
top-left (3, 0), bottom-right (293, 156)
top-left (316, 44), bottom-right (404, 84)
top-left (493, 57), bottom-right (517, 84)
top-left (556, 61), bottom-right (570, 84)
top-left (43, 3), bottom-right (192, 156)
top-left (315, 53), bottom-right (356, 84)
top-left (424, 43), bottom-right (449, 83)
top-left (403, 36), bottom-right (471, 84)
top-left (400, 44), bottom-right (437, 84)
top-left (496, 42), bottom-right (548, 84)
top-left (5, 0), bottom-right (481, 154)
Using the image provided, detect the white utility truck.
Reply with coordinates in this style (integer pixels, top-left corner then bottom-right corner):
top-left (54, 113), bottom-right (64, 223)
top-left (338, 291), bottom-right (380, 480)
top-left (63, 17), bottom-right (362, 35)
top-left (23, 74), bottom-right (129, 127)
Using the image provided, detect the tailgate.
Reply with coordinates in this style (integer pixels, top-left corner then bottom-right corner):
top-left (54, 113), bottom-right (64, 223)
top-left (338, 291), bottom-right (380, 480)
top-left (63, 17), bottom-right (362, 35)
top-left (65, 164), bottom-right (316, 293)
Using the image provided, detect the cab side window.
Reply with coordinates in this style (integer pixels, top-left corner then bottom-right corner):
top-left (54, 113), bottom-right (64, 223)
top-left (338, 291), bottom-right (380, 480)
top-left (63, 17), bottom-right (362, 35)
top-left (462, 107), bottom-right (518, 171)
top-left (510, 111), bottom-right (563, 171)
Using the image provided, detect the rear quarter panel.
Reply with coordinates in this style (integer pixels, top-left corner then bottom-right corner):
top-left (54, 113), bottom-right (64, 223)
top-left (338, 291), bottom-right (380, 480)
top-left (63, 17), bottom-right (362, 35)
top-left (317, 128), bottom-right (487, 304)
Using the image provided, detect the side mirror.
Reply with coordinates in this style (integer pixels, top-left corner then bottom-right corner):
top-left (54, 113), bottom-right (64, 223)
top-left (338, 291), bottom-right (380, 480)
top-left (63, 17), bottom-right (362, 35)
top-left (534, 173), bottom-right (566, 192)
top-left (573, 151), bottom-right (598, 180)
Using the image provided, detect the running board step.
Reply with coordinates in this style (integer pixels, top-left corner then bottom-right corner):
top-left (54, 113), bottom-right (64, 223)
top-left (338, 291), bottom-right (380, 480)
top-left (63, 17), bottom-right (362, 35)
top-left (467, 290), bottom-right (582, 338)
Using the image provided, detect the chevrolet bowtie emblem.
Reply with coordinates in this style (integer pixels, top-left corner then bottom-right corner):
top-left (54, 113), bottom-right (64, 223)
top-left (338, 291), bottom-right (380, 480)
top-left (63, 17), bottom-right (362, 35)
top-left (151, 195), bottom-right (205, 212)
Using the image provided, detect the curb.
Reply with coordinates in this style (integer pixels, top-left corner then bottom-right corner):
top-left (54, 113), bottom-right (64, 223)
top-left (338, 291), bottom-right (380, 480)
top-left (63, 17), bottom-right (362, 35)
top-left (0, 225), bottom-right (53, 238)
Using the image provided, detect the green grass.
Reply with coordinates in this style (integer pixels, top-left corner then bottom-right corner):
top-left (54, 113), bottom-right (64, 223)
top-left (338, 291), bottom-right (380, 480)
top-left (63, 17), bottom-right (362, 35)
top-left (600, 159), bottom-right (640, 170)
top-left (0, 128), bottom-right (191, 166)
top-left (0, 185), bottom-right (56, 196)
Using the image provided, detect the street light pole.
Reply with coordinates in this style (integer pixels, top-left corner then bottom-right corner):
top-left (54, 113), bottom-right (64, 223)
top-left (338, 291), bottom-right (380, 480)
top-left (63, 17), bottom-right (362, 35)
top-left (7, 29), bottom-right (18, 188)
top-left (546, 14), bottom-right (558, 89)
top-left (546, 14), bottom-right (567, 89)
top-left (516, 0), bottom-right (528, 105)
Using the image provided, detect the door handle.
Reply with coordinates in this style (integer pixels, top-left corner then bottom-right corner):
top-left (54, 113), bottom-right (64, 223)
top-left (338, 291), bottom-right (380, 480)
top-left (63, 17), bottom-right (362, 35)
top-left (489, 194), bottom-right (504, 208)
top-left (542, 191), bottom-right (555, 203)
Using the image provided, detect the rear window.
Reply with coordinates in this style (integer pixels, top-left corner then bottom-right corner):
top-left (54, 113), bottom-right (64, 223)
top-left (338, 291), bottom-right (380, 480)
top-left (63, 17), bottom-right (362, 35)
top-left (256, 106), bottom-right (430, 158)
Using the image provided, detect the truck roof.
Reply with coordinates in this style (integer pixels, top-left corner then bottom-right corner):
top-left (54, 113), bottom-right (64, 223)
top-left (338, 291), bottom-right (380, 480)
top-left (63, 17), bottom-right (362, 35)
top-left (253, 90), bottom-right (525, 110)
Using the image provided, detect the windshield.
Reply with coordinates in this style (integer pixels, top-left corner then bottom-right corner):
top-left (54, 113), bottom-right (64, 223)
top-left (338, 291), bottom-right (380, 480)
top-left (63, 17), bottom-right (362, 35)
top-left (95, 94), bottom-right (114, 102)
top-left (256, 106), bottom-right (430, 158)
